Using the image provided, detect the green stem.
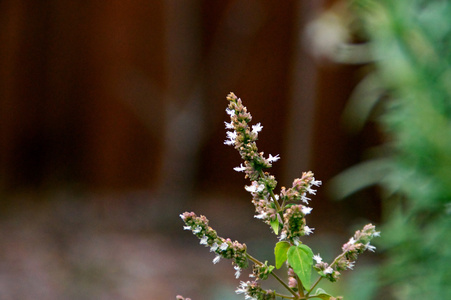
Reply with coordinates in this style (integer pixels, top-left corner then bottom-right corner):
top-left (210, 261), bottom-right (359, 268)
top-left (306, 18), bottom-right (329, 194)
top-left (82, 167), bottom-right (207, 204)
top-left (281, 197), bottom-right (286, 209)
top-left (274, 292), bottom-right (296, 299)
top-left (305, 277), bottom-right (322, 298)
top-left (269, 188), bottom-right (283, 211)
top-left (246, 253), bottom-right (299, 299)
top-left (296, 274), bottom-right (305, 299)
top-left (259, 170), bottom-right (284, 220)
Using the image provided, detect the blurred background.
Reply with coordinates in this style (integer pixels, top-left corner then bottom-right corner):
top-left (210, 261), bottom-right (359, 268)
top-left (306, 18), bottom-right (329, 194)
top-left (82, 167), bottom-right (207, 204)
top-left (0, 1), bottom-right (383, 299)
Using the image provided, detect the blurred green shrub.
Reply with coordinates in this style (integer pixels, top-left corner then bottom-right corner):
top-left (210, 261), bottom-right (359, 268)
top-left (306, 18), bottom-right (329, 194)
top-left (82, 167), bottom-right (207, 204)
top-left (340, 0), bottom-right (451, 298)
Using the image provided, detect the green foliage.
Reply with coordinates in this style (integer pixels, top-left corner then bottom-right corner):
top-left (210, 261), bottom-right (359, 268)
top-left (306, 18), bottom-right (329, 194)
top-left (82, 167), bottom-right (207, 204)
top-left (287, 244), bottom-right (314, 290)
top-left (270, 219), bottom-right (280, 235)
top-left (344, 0), bottom-right (451, 298)
top-left (310, 288), bottom-right (333, 300)
top-left (274, 241), bottom-right (290, 269)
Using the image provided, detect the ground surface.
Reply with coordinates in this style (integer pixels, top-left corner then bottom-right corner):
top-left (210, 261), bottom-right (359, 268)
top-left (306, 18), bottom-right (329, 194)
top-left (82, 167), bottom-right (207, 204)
top-left (0, 190), bottom-right (356, 300)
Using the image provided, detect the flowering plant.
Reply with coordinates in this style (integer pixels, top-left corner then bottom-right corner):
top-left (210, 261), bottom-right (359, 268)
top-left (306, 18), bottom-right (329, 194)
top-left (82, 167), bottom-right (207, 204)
top-left (177, 93), bottom-right (379, 300)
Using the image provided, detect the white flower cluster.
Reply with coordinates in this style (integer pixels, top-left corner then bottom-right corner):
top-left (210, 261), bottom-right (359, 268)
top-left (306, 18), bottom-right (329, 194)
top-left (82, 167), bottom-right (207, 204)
top-left (180, 212), bottom-right (248, 279)
top-left (313, 224), bottom-right (380, 282)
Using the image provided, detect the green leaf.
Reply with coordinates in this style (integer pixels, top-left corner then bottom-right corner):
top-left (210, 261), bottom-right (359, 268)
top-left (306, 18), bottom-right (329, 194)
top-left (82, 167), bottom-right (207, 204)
top-left (270, 219), bottom-right (280, 235)
top-left (287, 244), bottom-right (314, 290)
top-left (274, 241), bottom-right (290, 269)
top-left (310, 288), bottom-right (333, 300)
top-left (268, 265), bottom-right (275, 273)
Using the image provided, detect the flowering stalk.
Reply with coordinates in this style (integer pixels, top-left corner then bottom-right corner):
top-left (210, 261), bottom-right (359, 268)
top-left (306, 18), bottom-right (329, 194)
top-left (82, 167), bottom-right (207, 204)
top-left (178, 93), bottom-right (379, 300)
top-left (307, 224), bottom-right (380, 297)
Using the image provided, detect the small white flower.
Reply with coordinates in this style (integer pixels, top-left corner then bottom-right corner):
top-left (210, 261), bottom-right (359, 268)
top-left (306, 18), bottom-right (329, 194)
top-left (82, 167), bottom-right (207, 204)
top-left (245, 181), bottom-right (265, 193)
top-left (373, 231), bottom-right (381, 237)
top-left (311, 178), bottom-right (322, 187)
top-left (348, 237), bottom-right (356, 244)
top-left (293, 237), bottom-right (300, 246)
top-left (226, 130), bottom-right (237, 140)
top-left (183, 226), bottom-right (191, 231)
top-left (193, 226), bottom-right (202, 234)
top-left (301, 194), bottom-right (311, 204)
top-left (219, 242), bottom-right (229, 251)
top-left (244, 185), bottom-right (257, 193)
top-left (252, 123), bottom-right (263, 133)
top-left (313, 254), bottom-right (322, 264)
top-left (268, 154), bottom-right (280, 162)
top-left (200, 235), bottom-right (208, 245)
top-left (365, 243), bottom-right (376, 252)
top-left (347, 261), bottom-right (355, 270)
top-left (279, 231), bottom-right (287, 241)
top-left (254, 212), bottom-right (267, 219)
top-left (324, 266), bottom-right (333, 274)
top-left (302, 206), bottom-right (312, 215)
top-left (224, 121), bottom-right (234, 129)
top-left (234, 265), bottom-right (242, 278)
top-left (224, 130), bottom-right (238, 145)
top-left (213, 255), bottom-right (221, 264)
top-left (210, 242), bottom-right (219, 252)
top-left (237, 283), bottom-right (257, 300)
top-left (304, 225), bottom-right (314, 235)
top-left (233, 163), bottom-right (246, 172)
top-left (236, 281), bottom-right (248, 294)
top-left (306, 186), bottom-right (317, 195)
top-left (226, 108), bottom-right (235, 116)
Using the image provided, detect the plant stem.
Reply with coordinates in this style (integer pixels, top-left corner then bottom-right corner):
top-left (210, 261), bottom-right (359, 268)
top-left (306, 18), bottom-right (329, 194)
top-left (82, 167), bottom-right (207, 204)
top-left (259, 170), bottom-right (284, 220)
top-left (246, 253), bottom-right (299, 299)
top-left (296, 274), bottom-right (305, 298)
top-left (274, 292), bottom-right (296, 299)
top-left (305, 277), bottom-right (322, 298)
